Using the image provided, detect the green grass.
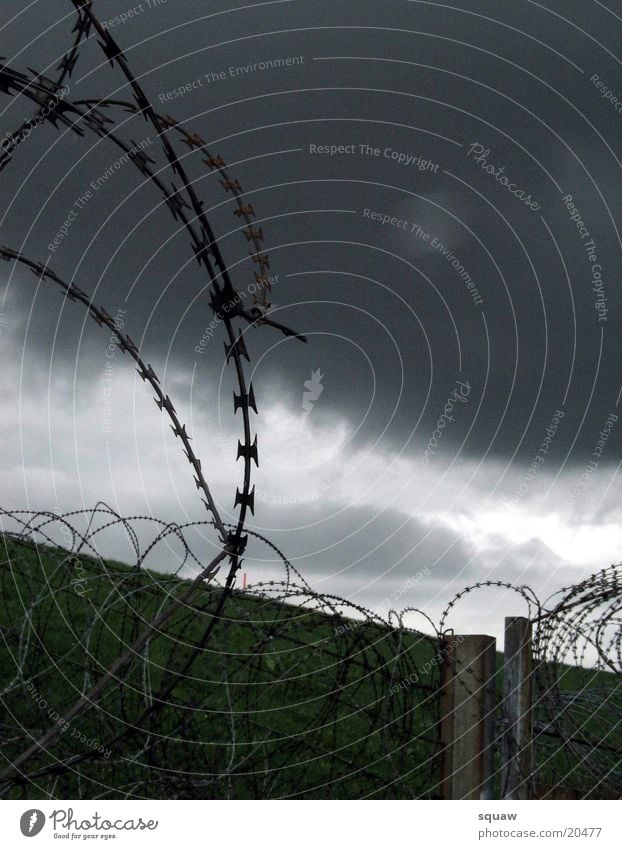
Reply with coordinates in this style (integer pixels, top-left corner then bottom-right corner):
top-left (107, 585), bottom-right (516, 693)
top-left (1, 534), bottom-right (619, 799)
top-left (0, 534), bottom-right (440, 799)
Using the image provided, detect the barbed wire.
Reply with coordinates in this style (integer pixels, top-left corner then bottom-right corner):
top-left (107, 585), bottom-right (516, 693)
top-left (0, 508), bottom-right (442, 798)
top-left (1, 0), bottom-right (307, 561)
top-left (0, 1), bottom-right (620, 800)
top-left (1, 507), bottom-right (620, 798)
top-left (529, 566), bottom-right (622, 798)
top-left (0, 0), bottom-right (311, 789)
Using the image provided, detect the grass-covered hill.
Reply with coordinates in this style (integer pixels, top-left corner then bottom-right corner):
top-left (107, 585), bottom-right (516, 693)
top-left (1, 533), bottom-right (619, 799)
top-left (0, 533), bottom-right (440, 799)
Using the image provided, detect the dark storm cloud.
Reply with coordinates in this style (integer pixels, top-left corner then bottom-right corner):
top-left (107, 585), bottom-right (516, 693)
top-left (2, 0), bottom-right (622, 484)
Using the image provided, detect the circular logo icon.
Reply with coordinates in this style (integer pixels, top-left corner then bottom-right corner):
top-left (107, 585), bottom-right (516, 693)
top-left (20, 810), bottom-right (45, 837)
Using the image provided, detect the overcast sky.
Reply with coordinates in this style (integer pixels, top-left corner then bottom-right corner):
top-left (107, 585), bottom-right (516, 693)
top-left (1, 0), bottom-right (622, 639)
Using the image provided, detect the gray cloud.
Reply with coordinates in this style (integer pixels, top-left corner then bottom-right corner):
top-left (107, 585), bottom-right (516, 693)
top-left (2, 0), bottom-right (622, 631)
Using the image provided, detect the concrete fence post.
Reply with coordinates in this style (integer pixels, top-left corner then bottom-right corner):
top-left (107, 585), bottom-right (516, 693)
top-left (501, 616), bottom-right (534, 799)
top-left (439, 634), bottom-right (497, 799)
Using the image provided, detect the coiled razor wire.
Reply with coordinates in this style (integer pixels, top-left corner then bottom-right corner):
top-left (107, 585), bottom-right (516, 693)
top-left (1, 0), bottom-right (309, 793)
top-left (530, 568), bottom-right (622, 799)
top-left (0, 2), bottom-right (620, 800)
top-left (0, 507), bottom-right (621, 798)
top-left (440, 575), bottom-right (622, 798)
top-left (0, 507), bottom-right (442, 799)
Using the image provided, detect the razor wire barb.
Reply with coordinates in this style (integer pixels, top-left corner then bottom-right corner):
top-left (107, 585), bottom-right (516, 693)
top-left (0, 1), bottom-right (620, 800)
top-left (440, 574), bottom-right (622, 798)
top-left (2, 508), bottom-right (621, 798)
top-left (0, 509), bottom-right (444, 798)
top-left (0, 2), bottom-right (309, 563)
top-left (0, 0), bottom-right (309, 790)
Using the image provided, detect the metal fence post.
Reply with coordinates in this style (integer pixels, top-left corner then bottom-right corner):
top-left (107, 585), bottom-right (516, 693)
top-left (439, 634), bottom-right (497, 799)
top-left (501, 616), bottom-right (534, 799)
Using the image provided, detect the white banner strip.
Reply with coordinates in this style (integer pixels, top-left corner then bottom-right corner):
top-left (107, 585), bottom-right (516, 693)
top-left (0, 799), bottom-right (620, 849)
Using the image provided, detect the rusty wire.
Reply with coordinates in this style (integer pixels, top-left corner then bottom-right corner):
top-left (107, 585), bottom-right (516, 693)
top-left (0, 1), bottom-right (620, 800)
top-left (0, 0), bottom-right (310, 792)
top-left (0, 507), bottom-right (442, 799)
